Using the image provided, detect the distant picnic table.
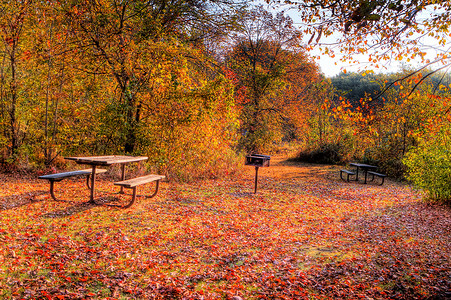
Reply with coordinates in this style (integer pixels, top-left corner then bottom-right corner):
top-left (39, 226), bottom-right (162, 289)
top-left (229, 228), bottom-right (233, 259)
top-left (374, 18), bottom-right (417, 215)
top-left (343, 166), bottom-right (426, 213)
top-left (340, 162), bottom-right (387, 185)
top-left (349, 163), bottom-right (377, 184)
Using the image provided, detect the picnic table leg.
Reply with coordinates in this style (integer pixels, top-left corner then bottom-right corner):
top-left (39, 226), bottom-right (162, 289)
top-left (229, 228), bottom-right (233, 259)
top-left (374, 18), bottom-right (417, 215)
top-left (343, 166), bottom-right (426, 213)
top-left (147, 180), bottom-right (160, 198)
top-left (119, 164), bottom-right (126, 194)
top-left (49, 180), bottom-right (57, 201)
top-left (89, 165), bottom-right (97, 204)
top-left (123, 187), bottom-right (137, 209)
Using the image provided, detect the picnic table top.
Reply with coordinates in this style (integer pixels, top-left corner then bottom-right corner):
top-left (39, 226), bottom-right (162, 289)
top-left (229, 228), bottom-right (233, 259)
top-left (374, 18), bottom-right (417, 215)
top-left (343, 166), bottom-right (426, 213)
top-left (350, 162), bottom-right (377, 169)
top-left (64, 155), bottom-right (148, 166)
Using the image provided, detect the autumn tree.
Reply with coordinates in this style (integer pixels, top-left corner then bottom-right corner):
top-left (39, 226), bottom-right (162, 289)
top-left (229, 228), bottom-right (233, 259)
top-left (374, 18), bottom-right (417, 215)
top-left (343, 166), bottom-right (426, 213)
top-left (0, 0), bottom-right (34, 163)
top-left (361, 70), bottom-right (451, 176)
top-left (29, 2), bottom-right (80, 167)
top-left (59, 0), bottom-right (242, 154)
top-left (331, 72), bottom-right (382, 109)
top-left (225, 6), bottom-right (320, 153)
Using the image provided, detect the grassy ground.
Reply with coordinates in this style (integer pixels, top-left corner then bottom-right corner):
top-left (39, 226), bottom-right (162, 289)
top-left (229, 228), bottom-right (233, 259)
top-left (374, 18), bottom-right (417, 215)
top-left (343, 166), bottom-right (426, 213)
top-left (1, 156), bottom-right (450, 299)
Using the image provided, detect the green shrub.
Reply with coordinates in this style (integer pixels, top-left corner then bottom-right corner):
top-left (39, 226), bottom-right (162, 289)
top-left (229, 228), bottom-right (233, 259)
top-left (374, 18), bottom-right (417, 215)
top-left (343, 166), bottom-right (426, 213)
top-left (403, 123), bottom-right (451, 205)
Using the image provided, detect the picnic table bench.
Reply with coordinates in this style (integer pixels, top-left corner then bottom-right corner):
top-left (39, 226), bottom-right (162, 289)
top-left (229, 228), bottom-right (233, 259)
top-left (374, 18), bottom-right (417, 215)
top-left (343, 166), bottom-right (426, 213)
top-left (114, 174), bottom-right (165, 208)
top-left (367, 171), bottom-right (387, 185)
top-left (340, 169), bottom-right (355, 182)
top-left (38, 168), bottom-right (107, 201)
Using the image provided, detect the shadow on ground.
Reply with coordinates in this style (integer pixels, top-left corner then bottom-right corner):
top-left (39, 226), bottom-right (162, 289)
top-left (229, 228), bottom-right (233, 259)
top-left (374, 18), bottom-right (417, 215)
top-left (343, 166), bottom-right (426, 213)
top-left (0, 190), bottom-right (48, 211)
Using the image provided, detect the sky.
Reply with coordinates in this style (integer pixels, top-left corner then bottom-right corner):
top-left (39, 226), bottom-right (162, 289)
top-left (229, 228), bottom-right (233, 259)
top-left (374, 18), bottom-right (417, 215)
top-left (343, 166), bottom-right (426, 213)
top-left (310, 35), bottom-right (445, 78)
top-left (309, 48), bottom-right (377, 78)
top-left (309, 43), bottom-right (405, 78)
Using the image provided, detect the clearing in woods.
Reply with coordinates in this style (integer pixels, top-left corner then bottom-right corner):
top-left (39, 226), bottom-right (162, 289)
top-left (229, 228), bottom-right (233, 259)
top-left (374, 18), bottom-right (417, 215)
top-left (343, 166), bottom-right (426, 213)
top-left (0, 156), bottom-right (450, 299)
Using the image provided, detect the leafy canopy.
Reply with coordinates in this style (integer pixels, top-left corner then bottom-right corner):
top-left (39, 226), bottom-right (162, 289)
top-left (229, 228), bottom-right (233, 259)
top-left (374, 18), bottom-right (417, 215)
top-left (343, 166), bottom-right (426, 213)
top-left (267, 0), bottom-right (451, 72)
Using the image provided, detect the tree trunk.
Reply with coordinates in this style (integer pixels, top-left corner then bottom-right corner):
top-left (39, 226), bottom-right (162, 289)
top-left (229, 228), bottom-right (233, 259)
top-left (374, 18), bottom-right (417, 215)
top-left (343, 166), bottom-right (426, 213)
top-left (123, 84), bottom-right (137, 154)
top-left (9, 45), bottom-right (19, 157)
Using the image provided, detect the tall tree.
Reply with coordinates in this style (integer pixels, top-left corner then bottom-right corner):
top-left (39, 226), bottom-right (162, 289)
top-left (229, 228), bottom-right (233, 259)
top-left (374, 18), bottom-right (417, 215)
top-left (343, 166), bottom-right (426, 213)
top-left (225, 6), bottom-right (320, 152)
top-left (0, 0), bottom-right (33, 162)
top-left (31, 2), bottom-right (75, 166)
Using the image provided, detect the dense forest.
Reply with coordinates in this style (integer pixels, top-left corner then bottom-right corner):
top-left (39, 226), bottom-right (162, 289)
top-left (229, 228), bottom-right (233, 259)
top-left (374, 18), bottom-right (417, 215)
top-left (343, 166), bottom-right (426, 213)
top-left (1, 0), bottom-right (451, 203)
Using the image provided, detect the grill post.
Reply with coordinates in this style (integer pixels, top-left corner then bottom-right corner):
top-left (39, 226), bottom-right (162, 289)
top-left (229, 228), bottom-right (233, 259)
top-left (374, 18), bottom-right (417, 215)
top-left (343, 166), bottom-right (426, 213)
top-left (245, 154), bottom-right (270, 194)
top-left (254, 166), bottom-right (259, 194)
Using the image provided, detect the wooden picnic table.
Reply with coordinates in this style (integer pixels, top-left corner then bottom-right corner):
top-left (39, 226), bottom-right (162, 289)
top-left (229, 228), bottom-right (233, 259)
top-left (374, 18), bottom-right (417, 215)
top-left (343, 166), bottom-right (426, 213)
top-left (64, 155), bottom-right (148, 203)
top-left (349, 162), bottom-right (377, 184)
